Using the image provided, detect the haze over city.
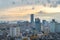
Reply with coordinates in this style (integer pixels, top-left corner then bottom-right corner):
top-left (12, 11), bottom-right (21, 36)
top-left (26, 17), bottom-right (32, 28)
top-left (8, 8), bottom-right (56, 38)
top-left (1, 0), bottom-right (60, 40)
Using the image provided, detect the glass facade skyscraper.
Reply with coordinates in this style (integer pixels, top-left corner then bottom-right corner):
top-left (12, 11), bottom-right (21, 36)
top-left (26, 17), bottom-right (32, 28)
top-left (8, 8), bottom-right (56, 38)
top-left (35, 18), bottom-right (41, 33)
top-left (30, 14), bottom-right (34, 23)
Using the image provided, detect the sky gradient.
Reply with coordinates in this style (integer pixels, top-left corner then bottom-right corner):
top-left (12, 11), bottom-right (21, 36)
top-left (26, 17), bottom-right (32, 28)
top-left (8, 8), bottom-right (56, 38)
top-left (0, 0), bottom-right (60, 22)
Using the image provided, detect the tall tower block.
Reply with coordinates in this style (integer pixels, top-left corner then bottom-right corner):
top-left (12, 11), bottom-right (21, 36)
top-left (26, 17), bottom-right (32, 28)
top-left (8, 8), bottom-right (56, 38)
top-left (30, 14), bottom-right (34, 23)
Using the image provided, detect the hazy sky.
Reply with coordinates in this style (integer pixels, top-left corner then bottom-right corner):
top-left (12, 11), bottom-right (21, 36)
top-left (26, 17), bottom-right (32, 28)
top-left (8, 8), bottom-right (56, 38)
top-left (0, 0), bottom-right (60, 22)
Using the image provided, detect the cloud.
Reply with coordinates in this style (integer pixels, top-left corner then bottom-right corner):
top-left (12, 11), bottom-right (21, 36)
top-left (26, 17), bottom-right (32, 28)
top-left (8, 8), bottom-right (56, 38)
top-left (0, 0), bottom-right (60, 22)
top-left (0, 0), bottom-right (60, 9)
top-left (0, 6), bottom-right (60, 22)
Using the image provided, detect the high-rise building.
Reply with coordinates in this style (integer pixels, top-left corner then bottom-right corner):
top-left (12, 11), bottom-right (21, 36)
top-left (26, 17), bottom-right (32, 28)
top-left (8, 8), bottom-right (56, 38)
top-left (30, 14), bottom-right (34, 23)
top-left (35, 18), bottom-right (41, 33)
top-left (49, 19), bottom-right (60, 33)
top-left (55, 23), bottom-right (60, 33)
top-left (42, 20), bottom-right (46, 25)
top-left (9, 27), bottom-right (20, 37)
top-left (49, 19), bottom-right (56, 33)
top-left (42, 20), bottom-right (50, 34)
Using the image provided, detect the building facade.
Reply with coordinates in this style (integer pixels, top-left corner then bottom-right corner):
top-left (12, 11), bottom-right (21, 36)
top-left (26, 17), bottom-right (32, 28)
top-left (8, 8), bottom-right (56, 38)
top-left (49, 19), bottom-right (56, 33)
top-left (35, 18), bottom-right (41, 33)
top-left (42, 20), bottom-right (50, 34)
top-left (55, 23), bottom-right (60, 33)
top-left (9, 27), bottom-right (20, 37)
top-left (30, 14), bottom-right (34, 23)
